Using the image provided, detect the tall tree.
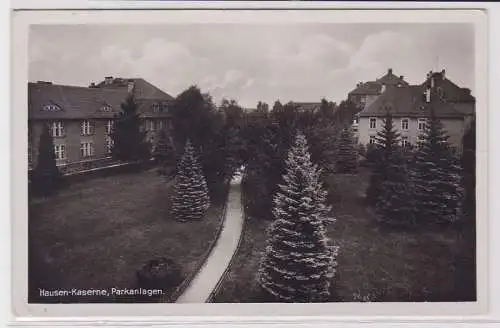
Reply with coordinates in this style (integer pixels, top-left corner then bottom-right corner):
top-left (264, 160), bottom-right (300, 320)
top-left (366, 111), bottom-right (400, 205)
top-left (171, 140), bottom-right (210, 222)
top-left (257, 132), bottom-right (338, 302)
top-left (335, 124), bottom-right (358, 173)
top-left (410, 108), bottom-right (464, 225)
top-left (461, 117), bottom-right (475, 220)
top-left (31, 124), bottom-right (62, 196)
top-left (153, 128), bottom-right (177, 177)
top-left (110, 95), bottom-right (150, 161)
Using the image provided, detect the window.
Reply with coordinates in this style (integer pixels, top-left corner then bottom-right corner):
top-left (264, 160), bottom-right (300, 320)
top-left (369, 135), bottom-right (377, 144)
top-left (54, 144), bottom-right (66, 160)
top-left (401, 136), bottom-right (409, 148)
top-left (80, 142), bottom-right (94, 157)
top-left (50, 121), bottom-right (65, 137)
top-left (105, 136), bottom-right (114, 154)
top-left (152, 103), bottom-right (162, 113)
top-left (158, 120), bottom-right (164, 130)
top-left (417, 135), bottom-right (425, 148)
top-left (353, 116), bottom-right (359, 126)
top-left (105, 120), bottom-right (113, 135)
top-left (81, 120), bottom-right (94, 135)
top-left (101, 104), bottom-right (112, 112)
top-left (437, 87), bottom-right (445, 99)
top-left (369, 118), bottom-right (377, 129)
top-left (148, 120), bottom-right (156, 131)
top-left (401, 118), bottom-right (409, 130)
top-left (43, 104), bottom-right (61, 112)
top-left (418, 118), bottom-right (427, 131)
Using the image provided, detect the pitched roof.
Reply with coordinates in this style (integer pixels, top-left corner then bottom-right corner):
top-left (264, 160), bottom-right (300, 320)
top-left (29, 82), bottom-right (129, 120)
top-left (29, 80), bottom-right (174, 120)
top-left (96, 77), bottom-right (174, 101)
top-left (421, 71), bottom-right (475, 104)
top-left (376, 68), bottom-right (409, 86)
top-left (359, 85), bottom-right (467, 118)
top-left (349, 81), bottom-right (381, 96)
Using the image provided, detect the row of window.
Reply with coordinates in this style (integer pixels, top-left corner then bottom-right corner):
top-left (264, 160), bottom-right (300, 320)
top-left (368, 117), bottom-right (427, 131)
top-left (50, 119), bottom-right (171, 138)
top-left (51, 137), bottom-right (114, 160)
top-left (42, 104), bottom-right (114, 112)
top-left (369, 135), bottom-right (425, 147)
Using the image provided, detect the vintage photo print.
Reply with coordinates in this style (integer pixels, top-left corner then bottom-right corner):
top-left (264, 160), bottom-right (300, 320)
top-left (11, 8), bottom-right (488, 318)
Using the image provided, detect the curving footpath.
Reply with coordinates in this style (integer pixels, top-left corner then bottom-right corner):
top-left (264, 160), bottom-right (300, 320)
top-left (175, 176), bottom-right (244, 303)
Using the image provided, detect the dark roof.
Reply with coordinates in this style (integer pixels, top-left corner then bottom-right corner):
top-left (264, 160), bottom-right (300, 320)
top-left (29, 82), bottom-right (129, 120)
top-left (29, 80), bottom-right (174, 120)
top-left (96, 77), bottom-right (174, 101)
top-left (376, 68), bottom-right (409, 86)
top-left (348, 69), bottom-right (408, 96)
top-left (421, 70), bottom-right (475, 104)
top-left (349, 81), bottom-right (381, 96)
top-left (359, 85), bottom-right (467, 118)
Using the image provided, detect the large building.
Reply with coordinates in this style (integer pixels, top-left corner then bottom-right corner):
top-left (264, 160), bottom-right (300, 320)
top-left (28, 77), bottom-right (174, 174)
top-left (348, 69), bottom-right (475, 152)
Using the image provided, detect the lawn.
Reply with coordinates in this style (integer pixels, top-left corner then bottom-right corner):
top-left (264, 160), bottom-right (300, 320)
top-left (28, 169), bottom-right (225, 303)
top-left (212, 167), bottom-right (476, 303)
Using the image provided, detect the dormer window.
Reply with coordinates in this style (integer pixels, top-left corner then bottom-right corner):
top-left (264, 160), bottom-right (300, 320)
top-left (42, 104), bottom-right (61, 112)
top-left (101, 104), bottom-right (113, 112)
top-left (437, 87), bottom-right (445, 99)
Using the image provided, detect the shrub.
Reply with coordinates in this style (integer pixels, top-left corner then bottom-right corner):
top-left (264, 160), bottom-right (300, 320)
top-left (136, 257), bottom-right (183, 291)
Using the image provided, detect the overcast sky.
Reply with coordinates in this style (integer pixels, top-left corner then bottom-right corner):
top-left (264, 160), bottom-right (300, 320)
top-left (29, 23), bottom-right (475, 108)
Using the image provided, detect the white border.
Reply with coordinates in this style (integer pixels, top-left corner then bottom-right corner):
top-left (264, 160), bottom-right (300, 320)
top-left (6, 1), bottom-right (496, 326)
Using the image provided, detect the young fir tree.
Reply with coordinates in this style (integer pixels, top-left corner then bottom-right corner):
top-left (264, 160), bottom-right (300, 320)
top-left (31, 124), bottom-right (62, 197)
top-left (410, 108), bottom-right (464, 225)
top-left (153, 128), bottom-right (177, 177)
top-left (257, 132), bottom-right (338, 302)
top-left (110, 95), bottom-right (150, 162)
top-left (366, 111), bottom-right (400, 206)
top-left (335, 124), bottom-right (358, 173)
top-left (171, 140), bottom-right (210, 222)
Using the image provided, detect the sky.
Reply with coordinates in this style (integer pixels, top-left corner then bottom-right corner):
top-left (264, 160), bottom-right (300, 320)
top-left (29, 23), bottom-right (475, 108)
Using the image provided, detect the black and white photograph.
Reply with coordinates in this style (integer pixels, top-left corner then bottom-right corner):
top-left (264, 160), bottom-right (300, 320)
top-left (11, 7), bottom-right (488, 318)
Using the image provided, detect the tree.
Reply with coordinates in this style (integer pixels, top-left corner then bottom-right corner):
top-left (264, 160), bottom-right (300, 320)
top-left (461, 117), bottom-right (475, 219)
top-left (171, 140), bottom-right (210, 222)
top-left (257, 132), bottom-right (338, 302)
top-left (153, 128), bottom-right (177, 177)
top-left (366, 111), bottom-right (400, 205)
top-left (31, 124), bottom-right (62, 196)
top-left (110, 95), bottom-right (150, 161)
top-left (335, 124), bottom-right (358, 173)
top-left (410, 108), bottom-right (464, 225)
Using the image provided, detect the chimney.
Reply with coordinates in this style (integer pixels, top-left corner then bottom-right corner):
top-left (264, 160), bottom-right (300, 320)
top-left (427, 70), bottom-right (433, 79)
top-left (441, 69), bottom-right (446, 80)
top-left (388, 68), bottom-right (393, 75)
top-left (127, 81), bottom-right (135, 92)
top-left (104, 76), bottom-right (113, 85)
top-left (425, 87), bottom-right (431, 103)
top-left (400, 75), bottom-right (404, 80)
top-left (89, 82), bottom-right (96, 88)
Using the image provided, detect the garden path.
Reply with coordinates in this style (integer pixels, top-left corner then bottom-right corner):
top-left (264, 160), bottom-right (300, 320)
top-left (175, 175), bottom-right (244, 303)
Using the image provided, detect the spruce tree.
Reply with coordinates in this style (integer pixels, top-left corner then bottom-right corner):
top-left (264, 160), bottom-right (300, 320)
top-left (31, 124), bottom-right (62, 197)
top-left (335, 124), bottom-right (358, 173)
top-left (366, 111), bottom-right (400, 206)
top-left (171, 140), bottom-right (210, 222)
top-left (110, 95), bottom-right (150, 162)
top-left (153, 128), bottom-right (177, 177)
top-left (257, 132), bottom-right (338, 302)
top-left (410, 108), bottom-right (464, 225)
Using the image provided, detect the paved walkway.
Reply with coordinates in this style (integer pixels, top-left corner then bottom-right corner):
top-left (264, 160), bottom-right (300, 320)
top-left (176, 176), bottom-right (244, 303)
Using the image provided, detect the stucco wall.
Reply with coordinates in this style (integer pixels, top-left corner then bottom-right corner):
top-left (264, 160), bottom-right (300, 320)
top-left (358, 116), bottom-right (466, 150)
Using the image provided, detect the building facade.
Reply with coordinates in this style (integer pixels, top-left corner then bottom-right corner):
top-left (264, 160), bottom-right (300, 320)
top-left (28, 77), bottom-right (174, 174)
top-left (353, 69), bottom-right (475, 152)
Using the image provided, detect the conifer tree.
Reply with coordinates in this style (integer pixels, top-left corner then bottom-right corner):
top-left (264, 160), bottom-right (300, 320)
top-left (410, 108), bottom-right (464, 225)
top-left (366, 111), bottom-right (400, 205)
top-left (31, 124), bottom-right (62, 197)
top-left (257, 132), bottom-right (338, 302)
top-left (110, 95), bottom-right (150, 162)
top-left (335, 124), bottom-right (358, 173)
top-left (171, 140), bottom-right (210, 222)
top-left (153, 128), bottom-right (177, 177)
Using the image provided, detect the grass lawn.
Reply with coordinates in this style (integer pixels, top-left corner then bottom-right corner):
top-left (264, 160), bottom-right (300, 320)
top-left (212, 167), bottom-right (476, 303)
top-left (29, 169), bottom-right (225, 303)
